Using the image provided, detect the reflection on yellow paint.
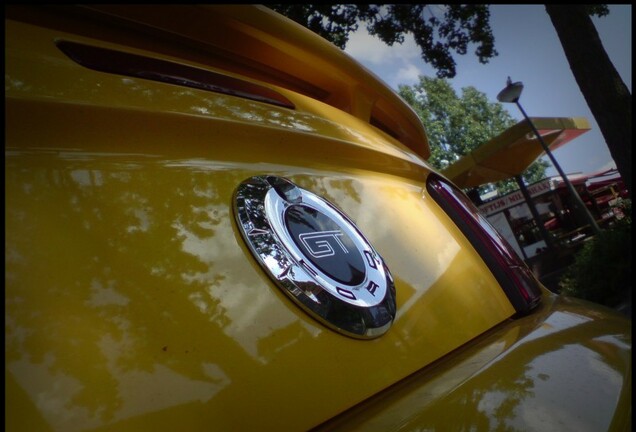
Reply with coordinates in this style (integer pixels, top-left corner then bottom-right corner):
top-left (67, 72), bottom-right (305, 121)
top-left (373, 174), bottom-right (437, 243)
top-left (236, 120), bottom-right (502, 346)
top-left (6, 6), bottom-right (630, 431)
top-left (6, 149), bottom-right (517, 430)
top-left (317, 298), bottom-right (631, 432)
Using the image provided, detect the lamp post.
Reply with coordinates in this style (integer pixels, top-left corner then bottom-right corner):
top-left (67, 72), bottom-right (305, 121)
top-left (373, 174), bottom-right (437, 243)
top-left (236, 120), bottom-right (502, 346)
top-left (497, 78), bottom-right (601, 236)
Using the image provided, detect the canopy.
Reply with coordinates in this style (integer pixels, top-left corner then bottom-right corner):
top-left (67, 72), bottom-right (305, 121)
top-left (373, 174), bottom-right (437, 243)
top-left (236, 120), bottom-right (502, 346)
top-left (441, 117), bottom-right (591, 188)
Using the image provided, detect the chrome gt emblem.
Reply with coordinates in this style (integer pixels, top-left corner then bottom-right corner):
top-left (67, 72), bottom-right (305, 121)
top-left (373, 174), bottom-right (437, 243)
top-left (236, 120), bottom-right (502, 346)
top-left (233, 176), bottom-right (396, 339)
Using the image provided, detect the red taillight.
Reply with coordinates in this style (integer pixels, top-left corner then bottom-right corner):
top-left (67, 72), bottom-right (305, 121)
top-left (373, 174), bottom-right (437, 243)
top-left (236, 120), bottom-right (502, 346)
top-left (426, 174), bottom-right (542, 314)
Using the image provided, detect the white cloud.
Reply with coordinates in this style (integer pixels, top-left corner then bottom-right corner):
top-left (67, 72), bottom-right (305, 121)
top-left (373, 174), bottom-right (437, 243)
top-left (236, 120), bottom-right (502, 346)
top-left (345, 26), bottom-right (420, 65)
top-left (345, 27), bottom-right (425, 89)
top-left (395, 63), bottom-right (421, 86)
top-left (345, 29), bottom-right (392, 64)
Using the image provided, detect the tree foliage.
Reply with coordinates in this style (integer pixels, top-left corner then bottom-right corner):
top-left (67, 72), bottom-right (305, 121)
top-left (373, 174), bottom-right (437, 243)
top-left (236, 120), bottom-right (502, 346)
top-left (558, 199), bottom-right (631, 307)
top-left (268, 4), bottom-right (497, 78)
top-left (398, 77), bottom-right (548, 195)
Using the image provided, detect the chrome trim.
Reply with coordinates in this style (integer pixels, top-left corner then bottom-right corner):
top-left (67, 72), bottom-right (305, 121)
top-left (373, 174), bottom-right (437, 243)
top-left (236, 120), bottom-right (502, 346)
top-left (233, 176), bottom-right (396, 339)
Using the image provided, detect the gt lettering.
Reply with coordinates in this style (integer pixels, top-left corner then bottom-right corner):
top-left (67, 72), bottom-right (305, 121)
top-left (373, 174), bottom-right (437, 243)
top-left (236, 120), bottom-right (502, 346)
top-left (299, 230), bottom-right (349, 258)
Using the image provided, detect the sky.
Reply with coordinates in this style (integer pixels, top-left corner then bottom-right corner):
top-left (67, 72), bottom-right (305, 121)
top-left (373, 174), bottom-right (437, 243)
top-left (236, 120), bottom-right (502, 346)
top-left (343, 4), bottom-right (632, 178)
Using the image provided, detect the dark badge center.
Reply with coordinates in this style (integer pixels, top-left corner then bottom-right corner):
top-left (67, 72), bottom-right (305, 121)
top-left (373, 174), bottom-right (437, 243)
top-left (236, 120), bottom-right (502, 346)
top-left (284, 204), bottom-right (365, 286)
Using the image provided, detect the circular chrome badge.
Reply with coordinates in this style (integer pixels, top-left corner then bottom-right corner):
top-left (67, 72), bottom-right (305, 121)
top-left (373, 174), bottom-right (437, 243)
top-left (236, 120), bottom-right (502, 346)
top-left (233, 176), bottom-right (396, 339)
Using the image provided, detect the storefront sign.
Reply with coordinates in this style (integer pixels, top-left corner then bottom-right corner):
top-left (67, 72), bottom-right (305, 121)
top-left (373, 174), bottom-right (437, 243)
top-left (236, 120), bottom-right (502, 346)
top-left (479, 179), bottom-right (553, 216)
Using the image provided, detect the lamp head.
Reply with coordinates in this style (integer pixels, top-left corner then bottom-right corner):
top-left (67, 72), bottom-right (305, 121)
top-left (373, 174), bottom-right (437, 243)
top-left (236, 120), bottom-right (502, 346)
top-left (497, 77), bottom-right (524, 103)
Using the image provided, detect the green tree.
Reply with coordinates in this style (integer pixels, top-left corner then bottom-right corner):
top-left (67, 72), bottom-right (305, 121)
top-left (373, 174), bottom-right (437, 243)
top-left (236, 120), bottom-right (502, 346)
top-left (558, 199), bottom-right (631, 307)
top-left (398, 77), bottom-right (548, 195)
top-left (269, 4), bottom-right (631, 199)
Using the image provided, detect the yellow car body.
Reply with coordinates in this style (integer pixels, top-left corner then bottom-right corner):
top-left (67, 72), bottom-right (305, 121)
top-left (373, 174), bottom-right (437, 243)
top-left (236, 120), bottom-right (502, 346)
top-left (5, 5), bottom-right (631, 431)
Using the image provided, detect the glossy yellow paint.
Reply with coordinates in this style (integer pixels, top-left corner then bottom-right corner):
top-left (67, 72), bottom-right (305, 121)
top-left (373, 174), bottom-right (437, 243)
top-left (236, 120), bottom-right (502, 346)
top-left (5, 16), bottom-right (424, 174)
top-left (316, 295), bottom-right (632, 432)
top-left (5, 4), bottom-right (429, 160)
top-left (5, 138), bottom-right (515, 431)
top-left (5, 5), bottom-right (630, 432)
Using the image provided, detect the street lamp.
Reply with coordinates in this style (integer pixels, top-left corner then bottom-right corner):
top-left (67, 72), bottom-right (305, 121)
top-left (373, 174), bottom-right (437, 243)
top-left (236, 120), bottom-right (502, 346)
top-left (497, 77), bottom-right (601, 236)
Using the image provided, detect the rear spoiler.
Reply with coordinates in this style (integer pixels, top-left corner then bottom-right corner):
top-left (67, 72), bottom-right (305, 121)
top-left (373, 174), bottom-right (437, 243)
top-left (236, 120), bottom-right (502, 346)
top-left (65, 4), bottom-right (430, 159)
